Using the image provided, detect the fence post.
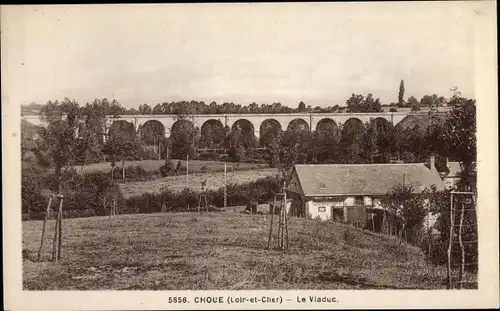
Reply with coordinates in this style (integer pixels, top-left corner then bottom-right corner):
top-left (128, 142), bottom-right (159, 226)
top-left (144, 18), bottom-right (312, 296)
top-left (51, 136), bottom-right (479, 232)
top-left (447, 193), bottom-right (454, 289)
top-left (38, 195), bottom-right (53, 260)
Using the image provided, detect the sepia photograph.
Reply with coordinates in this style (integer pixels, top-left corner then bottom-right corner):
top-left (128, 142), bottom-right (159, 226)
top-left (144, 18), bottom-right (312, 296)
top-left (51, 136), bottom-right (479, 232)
top-left (2, 2), bottom-right (498, 310)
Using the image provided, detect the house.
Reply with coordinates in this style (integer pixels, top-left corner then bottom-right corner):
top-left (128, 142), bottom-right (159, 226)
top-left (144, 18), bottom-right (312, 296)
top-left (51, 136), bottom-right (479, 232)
top-left (439, 159), bottom-right (473, 190)
top-left (286, 156), bottom-right (445, 232)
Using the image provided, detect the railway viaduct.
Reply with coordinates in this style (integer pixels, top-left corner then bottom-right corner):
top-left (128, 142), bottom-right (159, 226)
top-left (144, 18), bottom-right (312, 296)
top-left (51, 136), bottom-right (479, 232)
top-left (22, 111), bottom-right (417, 140)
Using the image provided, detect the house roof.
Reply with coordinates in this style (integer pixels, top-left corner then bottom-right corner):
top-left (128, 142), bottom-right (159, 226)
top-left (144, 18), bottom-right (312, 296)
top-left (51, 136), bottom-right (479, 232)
top-left (291, 163), bottom-right (445, 196)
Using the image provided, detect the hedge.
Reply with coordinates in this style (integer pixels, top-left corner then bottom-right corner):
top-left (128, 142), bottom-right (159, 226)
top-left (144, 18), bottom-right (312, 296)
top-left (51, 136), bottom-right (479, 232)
top-left (22, 163), bottom-right (281, 220)
top-left (123, 175), bottom-right (283, 214)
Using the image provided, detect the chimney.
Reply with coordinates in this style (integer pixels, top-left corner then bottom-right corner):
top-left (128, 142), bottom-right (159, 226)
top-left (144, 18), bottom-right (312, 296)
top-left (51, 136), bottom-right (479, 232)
top-left (428, 155), bottom-right (436, 171)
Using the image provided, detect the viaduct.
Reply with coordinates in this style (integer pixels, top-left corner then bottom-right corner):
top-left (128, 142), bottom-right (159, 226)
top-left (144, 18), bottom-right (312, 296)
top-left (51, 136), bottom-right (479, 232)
top-left (22, 111), bottom-right (419, 141)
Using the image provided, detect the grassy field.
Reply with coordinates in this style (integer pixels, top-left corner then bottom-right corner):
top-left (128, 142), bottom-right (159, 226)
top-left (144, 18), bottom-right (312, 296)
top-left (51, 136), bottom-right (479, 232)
top-left (118, 168), bottom-right (279, 198)
top-left (22, 212), bottom-right (473, 290)
top-left (75, 160), bottom-right (268, 174)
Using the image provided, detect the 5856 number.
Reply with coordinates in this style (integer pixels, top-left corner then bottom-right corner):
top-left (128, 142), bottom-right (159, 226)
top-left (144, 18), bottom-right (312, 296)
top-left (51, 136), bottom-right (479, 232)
top-left (169, 297), bottom-right (188, 303)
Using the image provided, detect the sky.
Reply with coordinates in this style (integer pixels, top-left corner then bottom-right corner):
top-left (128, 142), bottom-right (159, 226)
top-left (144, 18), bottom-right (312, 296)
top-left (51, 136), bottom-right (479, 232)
top-left (3, 3), bottom-right (479, 109)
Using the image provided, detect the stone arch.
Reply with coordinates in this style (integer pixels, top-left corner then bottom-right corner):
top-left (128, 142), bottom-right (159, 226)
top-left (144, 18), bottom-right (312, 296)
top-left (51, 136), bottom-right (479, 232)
top-left (315, 118), bottom-right (338, 133)
top-left (341, 117), bottom-right (365, 136)
top-left (171, 119), bottom-right (195, 132)
top-left (169, 119), bottom-right (198, 159)
top-left (259, 119), bottom-right (282, 146)
top-left (371, 117), bottom-right (393, 131)
top-left (230, 119), bottom-right (257, 148)
top-left (199, 119), bottom-right (226, 149)
top-left (139, 120), bottom-right (165, 145)
top-left (108, 120), bottom-right (136, 140)
top-left (395, 115), bottom-right (424, 131)
top-left (286, 118), bottom-right (310, 132)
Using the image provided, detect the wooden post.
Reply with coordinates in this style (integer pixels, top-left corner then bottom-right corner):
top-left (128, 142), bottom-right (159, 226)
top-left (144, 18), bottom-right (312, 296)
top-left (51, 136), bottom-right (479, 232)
top-left (52, 203), bottom-right (60, 262)
top-left (224, 162), bottom-right (227, 209)
top-left (285, 198), bottom-right (289, 250)
top-left (371, 212), bottom-right (375, 232)
top-left (447, 193), bottom-right (454, 289)
top-left (277, 204), bottom-right (282, 249)
top-left (158, 140), bottom-right (161, 161)
top-left (267, 198), bottom-right (275, 250)
top-left (38, 195), bottom-right (53, 260)
top-left (458, 200), bottom-right (466, 289)
top-left (57, 197), bottom-right (63, 260)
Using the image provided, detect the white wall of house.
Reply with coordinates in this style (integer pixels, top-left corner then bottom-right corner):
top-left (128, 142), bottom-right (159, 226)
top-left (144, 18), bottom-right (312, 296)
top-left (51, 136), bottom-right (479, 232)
top-left (422, 198), bottom-right (438, 231)
top-left (306, 200), bottom-right (333, 220)
top-left (305, 195), bottom-right (379, 221)
top-left (443, 177), bottom-right (460, 190)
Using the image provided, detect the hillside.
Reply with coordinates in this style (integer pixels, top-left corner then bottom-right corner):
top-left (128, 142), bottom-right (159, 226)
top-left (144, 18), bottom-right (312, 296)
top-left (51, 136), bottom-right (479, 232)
top-left (118, 168), bottom-right (279, 198)
top-left (22, 212), bottom-right (473, 290)
top-left (75, 159), bottom-right (268, 174)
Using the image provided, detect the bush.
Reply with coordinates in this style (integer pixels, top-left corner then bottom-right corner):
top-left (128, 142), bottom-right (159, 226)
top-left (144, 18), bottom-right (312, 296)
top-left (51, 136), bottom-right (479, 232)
top-left (22, 166), bottom-right (284, 220)
top-left (123, 175), bottom-right (284, 215)
top-left (21, 166), bottom-right (126, 220)
top-left (159, 160), bottom-right (175, 177)
top-left (95, 165), bottom-right (158, 182)
top-left (22, 165), bottom-right (48, 215)
top-left (198, 152), bottom-right (220, 161)
top-left (71, 171), bottom-right (125, 216)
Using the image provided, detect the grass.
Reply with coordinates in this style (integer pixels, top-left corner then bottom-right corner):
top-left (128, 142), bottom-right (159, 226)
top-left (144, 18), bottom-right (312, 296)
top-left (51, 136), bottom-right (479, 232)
top-left (118, 168), bottom-right (279, 198)
top-left (75, 159), bottom-right (268, 174)
top-left (22, 212), bottom-right (475, 290)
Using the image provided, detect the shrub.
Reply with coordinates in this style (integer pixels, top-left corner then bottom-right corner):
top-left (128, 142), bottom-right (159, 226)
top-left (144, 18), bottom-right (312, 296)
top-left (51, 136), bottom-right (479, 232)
top-left (21, 165), bottom-right (48, 215)
top-left (200, 165), bottom-right (208, 173)
top-left (159, 160), bottom-right (175, 177)
top-left (21, 166), bottom-right (126, 220)
top-left (198, 152), bottom-right (220, 161)
top-left (123, 175), bottom-right (284, 215)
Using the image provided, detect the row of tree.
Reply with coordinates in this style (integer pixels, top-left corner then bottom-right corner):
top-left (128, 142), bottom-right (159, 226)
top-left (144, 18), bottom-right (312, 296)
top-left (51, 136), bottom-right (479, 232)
top-left (21, 85), bottom-right (454, 117)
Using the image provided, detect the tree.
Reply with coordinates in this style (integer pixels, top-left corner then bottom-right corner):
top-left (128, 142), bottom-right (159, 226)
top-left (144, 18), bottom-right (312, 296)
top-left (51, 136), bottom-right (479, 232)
top-left (37, 98), bottom-right (84, 193)
top-left (105, 119), bottom-right (137, 179)
top-left (398, 79), bottom-right (405, 107)
top-left (21, 120), bottom-right (41, 163)
top-left (267, 134), bottom-right (282, 168)
top-left (420, 94), bottom-right (446, 108)
top-left (433, 90), bottom-right (476, 191)
top-left (408, 96), bottom-right (420, 111)
top-left (310, 129), bottom-right (341, 164)
top-left (381, 183), bottom-right (427, 243)
top-left (346, 93), bottom-right (382, 112)
top-left (138, 104), bottom-right (152, 115)
top-left (248, 102), bottom-right (259, 113)
top-left (361, 122), bottom-right (379, 163)
top-left (170, 119), bottom-right (199, 159)
top-left (102, 129), bottom-right (136, 181)
top-left (199, 122), bottom-right (225, 149)
top-left (298, 101), bottom-right (306, 112)
top-left (393, 124), bottom-right (426, 162)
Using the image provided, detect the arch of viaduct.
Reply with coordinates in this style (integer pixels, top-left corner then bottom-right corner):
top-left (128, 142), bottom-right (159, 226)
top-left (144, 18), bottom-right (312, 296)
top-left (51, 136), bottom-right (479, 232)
top-left (22, 112), bottom-right (414, 140)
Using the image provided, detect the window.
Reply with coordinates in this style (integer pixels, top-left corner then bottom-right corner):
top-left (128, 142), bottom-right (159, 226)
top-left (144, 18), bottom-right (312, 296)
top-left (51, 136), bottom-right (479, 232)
top-left (318, 206), bottom-right (326, 212)
top-left (354, 196), bottom-right (363, 206)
